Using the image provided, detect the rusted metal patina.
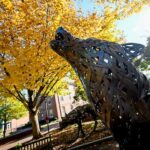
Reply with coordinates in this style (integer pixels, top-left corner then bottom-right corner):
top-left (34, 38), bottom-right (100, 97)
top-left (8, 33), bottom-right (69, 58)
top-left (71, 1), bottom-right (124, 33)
top-left (50, 27), bottom-right (150, 150)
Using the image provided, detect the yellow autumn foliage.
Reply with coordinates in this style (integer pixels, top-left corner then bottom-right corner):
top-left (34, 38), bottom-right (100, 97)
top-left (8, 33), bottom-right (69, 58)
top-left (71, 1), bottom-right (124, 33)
top-left (0, 0), bottom-right (124, 93)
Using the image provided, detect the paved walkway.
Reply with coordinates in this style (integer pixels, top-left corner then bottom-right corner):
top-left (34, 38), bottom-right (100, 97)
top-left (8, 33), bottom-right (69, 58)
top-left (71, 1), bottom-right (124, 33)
top-left (0, 122), bottom-right (59, 150)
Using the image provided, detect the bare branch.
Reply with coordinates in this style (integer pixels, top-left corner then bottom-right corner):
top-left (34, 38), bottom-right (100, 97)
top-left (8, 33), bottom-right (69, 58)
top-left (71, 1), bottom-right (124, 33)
top-left (36, 76), bottom-right (61, 111)
top-left (35, 95), bottom-right (46, 112)
top-left (13, 86), bottom-right (29, 109)
top-left (33, 85), bottom-right (45, 106)
top-left (45, 77), bottom-right (60, 96)
top-left (35, 76), bottom-right (59, 110)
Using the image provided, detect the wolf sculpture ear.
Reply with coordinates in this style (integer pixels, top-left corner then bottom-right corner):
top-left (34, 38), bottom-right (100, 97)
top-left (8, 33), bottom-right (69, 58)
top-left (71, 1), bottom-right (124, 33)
top-left (121, 43), bottom-right (145, 62)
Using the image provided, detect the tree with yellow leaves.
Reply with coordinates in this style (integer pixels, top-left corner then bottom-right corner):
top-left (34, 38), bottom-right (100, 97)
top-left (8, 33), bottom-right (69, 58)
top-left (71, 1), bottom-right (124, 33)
top-left (0, 96), bottom-right (27, 138)
top-left (0, 0), bottom-right (149, 139)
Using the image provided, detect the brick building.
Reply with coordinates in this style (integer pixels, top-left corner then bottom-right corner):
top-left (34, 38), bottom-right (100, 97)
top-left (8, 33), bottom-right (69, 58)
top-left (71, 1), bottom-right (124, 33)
top-left (38, 83), bottom-right (87, 121)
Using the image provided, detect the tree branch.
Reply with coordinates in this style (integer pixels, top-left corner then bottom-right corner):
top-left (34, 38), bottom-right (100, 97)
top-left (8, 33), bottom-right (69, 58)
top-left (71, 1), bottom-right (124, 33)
top-left (13, 86), bottom-right (29, 109)
top-left (0, 83), bottom-right (29, 110)
top-left (33, 85), bottom-right (45, 106)
top-left (35, 64), bottom-right (68, 111)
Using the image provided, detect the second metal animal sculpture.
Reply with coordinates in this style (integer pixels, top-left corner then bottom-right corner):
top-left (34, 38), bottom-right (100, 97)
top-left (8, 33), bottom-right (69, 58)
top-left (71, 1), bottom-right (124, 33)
top-left (50, 27), bottom-right (150, 150)
top-left (59, 104), bottom-right (98, 138)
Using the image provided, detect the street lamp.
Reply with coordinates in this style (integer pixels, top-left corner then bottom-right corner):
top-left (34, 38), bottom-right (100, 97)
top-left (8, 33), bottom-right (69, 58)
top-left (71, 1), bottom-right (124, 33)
top-left (45, 99), bottom-right (49, 133)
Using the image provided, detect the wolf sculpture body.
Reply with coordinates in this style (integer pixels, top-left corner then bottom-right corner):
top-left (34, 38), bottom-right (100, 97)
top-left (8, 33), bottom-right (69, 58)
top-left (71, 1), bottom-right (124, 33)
top-left (50, 27), bottom-right (150, 150)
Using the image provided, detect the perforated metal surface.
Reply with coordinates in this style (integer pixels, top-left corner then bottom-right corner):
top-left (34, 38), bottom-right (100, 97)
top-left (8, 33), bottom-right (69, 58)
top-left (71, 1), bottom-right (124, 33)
top-left (50, 27), bottom-right (150, 150)
top-left (60, 104), bottom-right (98, 137)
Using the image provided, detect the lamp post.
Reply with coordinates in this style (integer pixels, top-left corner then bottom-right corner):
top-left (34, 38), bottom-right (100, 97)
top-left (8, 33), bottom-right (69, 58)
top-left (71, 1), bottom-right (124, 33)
top-left (45, 99), bottom-right (49, 133)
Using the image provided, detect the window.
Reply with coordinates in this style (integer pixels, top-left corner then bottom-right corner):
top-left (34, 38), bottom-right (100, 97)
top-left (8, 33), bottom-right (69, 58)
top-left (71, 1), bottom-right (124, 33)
top-left (62, 106), bottom-right (66, 116)
top-left (69, 94), bottom-right (72, 100)
top-left (49, 109), bottom-right (53, 117)
top-left (48, 100), bottom-right (51, 105)
top-left (60, 96), bottom-right (64, 101)
top-left (7, 122), bottom-right (11, 130)
top-left (71, 105), bottom-right (73, 110)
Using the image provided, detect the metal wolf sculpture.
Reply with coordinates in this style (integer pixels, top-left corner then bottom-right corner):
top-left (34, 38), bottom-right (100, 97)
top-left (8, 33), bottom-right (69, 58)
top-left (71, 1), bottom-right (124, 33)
top-left (59, 104), bottom-right (98, 137)
top-left (50, 27), bottom-right (150, 150)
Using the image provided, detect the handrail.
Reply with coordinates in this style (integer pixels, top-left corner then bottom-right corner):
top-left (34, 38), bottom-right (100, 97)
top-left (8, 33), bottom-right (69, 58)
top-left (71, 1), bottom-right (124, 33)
top-left (17, 136), bottom-right (52, 150)
top-left (68, 135), bottom-right (114, 150)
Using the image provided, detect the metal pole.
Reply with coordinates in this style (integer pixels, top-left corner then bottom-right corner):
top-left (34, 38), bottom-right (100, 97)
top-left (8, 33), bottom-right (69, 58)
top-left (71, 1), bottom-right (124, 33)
top-left (45, 99), bottom-right (49, 133)
top-left (57, 94), bottom-right (62, 118)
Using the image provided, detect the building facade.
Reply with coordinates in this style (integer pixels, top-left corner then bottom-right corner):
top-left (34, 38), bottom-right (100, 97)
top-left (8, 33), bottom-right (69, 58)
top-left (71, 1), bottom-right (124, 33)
top-left (0, 115), bottom-right (29, 137)
top-left (38, 83), bottom-right (87, 121)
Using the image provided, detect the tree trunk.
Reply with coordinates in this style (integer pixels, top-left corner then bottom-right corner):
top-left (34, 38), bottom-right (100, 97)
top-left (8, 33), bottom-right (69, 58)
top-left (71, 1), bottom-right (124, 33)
top-left (3, 117), bottom-right (7, 138)
top-left (29, 111), bottom-right (42, 139)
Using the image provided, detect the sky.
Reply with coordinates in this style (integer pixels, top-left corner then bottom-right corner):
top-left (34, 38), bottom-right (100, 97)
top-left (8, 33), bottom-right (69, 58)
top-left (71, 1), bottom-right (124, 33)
top-left (76, 1), bottom-right (150, 46)
top-left (117, 6), bottom-right (150, 46)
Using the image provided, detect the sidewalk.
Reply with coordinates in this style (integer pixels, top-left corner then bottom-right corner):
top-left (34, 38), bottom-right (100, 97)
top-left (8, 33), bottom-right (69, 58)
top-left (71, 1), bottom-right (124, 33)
top-left (0, 122), bottom-right (59, 150)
